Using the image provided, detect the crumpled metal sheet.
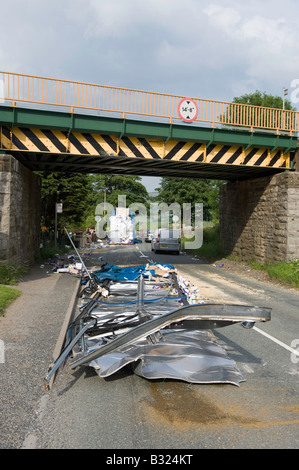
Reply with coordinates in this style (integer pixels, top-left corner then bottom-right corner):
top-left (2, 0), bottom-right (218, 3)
top-left (44, 263), bottom-right (270, 390)
top-left (87, 329), bottom-right (245, 386)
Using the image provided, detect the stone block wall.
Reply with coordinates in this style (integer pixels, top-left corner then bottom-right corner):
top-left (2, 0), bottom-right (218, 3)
top-left (0, 154), bottom-right (41, 264)
top-left (220, 172), bottom-right (299, 263)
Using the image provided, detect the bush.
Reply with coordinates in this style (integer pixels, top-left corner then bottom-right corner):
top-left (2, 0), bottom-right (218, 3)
top-left (0, 263), bottom-right (28, 285)
top-left (38, 241), bottom-right (71, 262)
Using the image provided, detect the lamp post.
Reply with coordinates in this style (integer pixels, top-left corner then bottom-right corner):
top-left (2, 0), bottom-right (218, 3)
top-left (282, 88), bottom-right (288, 129)
top-left (283, 87), bottom-right (288, 110)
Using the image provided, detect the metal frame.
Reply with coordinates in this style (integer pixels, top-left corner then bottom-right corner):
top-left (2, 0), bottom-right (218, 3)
top-left (69, 302), bottom-right (271, 370)
top-left (0, 104), bottom-right (296, 180)
top-left (44, 270), bottom-right (271, 390)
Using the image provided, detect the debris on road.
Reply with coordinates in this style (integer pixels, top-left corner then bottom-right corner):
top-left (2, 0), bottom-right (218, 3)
top-left (44, 261), bottom-right (271, 390)
top-left (108, 206), bottom-right (139, 244)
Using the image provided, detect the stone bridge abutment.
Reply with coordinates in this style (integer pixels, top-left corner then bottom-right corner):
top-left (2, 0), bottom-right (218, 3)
top-left (0, 154), bottom-right (40, 265)
top-left (220, 170), bottom-right (299, 263)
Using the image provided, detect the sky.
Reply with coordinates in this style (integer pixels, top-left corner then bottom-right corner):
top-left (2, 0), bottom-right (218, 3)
top-left (1, 0), bottom-right (299, 192)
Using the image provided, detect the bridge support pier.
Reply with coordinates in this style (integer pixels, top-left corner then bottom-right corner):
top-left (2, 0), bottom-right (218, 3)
top-left (220, 172), bottom-right (299, 263)
top-left (0, 154), bottom-right (40, 264)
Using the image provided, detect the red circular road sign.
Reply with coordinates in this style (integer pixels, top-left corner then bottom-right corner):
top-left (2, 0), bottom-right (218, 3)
top-left (178, 98), bottom-right (198, 122)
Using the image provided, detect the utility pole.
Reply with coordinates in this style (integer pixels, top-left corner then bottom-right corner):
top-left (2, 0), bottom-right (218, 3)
top-left (55, 202), bottom-right (63, 249)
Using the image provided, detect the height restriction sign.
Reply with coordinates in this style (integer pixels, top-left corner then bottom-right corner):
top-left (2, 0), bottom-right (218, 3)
top-left (178, 98), bottom-right (198, 122)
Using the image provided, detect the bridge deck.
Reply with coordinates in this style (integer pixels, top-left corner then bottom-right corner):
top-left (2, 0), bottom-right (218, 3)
top-left (0, 104), bottom-right (297, 180)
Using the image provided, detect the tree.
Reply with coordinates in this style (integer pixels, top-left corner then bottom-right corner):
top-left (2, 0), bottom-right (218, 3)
top-left (37, 172), bottom-right (92, 231)
top-left (83, 174), bottom-right (150, 228)
top-left (37, 172), bottom-right (150, 234)
top-left (155, 177), bottom-right (222, 223)
top-left (88, 174), bottom-right (149, 207)
top-left (222, 90), bottom-right (295, 131)
top-left (231, 90), bottom-right (294, 110)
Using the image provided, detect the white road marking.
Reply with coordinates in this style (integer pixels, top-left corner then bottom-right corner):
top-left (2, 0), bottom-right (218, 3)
top-left (22, 394), bottom-right (49, 449)
top-left (253, 326), bottom-right (299, 357)
top-left (242, 364), bottom-right (254, 374)
top-left (137, 248), bottom-right (149, 258)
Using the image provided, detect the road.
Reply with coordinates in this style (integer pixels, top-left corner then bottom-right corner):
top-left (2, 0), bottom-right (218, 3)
top-left (2, 243), bottom-right (299, 451)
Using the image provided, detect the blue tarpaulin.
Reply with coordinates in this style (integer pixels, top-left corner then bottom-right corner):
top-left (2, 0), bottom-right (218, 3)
top-left (92, 263), bottom-right (174, 281)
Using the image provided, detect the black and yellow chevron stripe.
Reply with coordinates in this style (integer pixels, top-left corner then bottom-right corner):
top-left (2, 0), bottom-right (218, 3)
top-left (0, 126), bottom-right (291, 169)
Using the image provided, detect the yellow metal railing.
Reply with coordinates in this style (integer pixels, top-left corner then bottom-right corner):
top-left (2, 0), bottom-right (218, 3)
top-left (0, 71), bottom-right (298, 134)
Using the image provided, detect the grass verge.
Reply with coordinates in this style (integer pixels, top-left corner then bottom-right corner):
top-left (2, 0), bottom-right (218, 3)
top-left (249, 260), bottom-right (299, 288)
top-left (182, 225), bottom-right (223, 261)
top-left (0, 262), bottom-right (27, 316)
top-left (0, 285), bottom-right (21, 316)
top-left (182, 225), bottom-right (299, 289)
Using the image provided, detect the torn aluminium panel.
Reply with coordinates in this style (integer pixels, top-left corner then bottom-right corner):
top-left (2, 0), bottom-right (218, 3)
top-left (44, 265), bottom-right (271, 390)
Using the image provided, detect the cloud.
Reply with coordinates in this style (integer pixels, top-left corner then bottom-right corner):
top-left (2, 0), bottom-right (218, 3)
top-left (203, 4), bottom-right (295, 52)
top-left (203, 2), bottom-right (299, 100)
top-left (203, 4), bottom-right (241, 34)
top-left (239, 16), bottom-right (291, 50)
top-left (85, 0), bottom-right (189, 39)
top-left (0, 0), bottom-right (299, 107)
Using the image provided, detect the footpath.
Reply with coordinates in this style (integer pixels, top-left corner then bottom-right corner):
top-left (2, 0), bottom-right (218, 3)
top-left (0, 264), bottom-right (81, 449)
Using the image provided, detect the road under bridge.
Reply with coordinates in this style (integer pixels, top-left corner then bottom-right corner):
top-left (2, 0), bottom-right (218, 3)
top-left (0, 71), bottom-right (298, 264)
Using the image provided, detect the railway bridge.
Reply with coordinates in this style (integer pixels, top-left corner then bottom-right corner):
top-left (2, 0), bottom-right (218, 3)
top-left (0, 71), bottom-right (298, 263)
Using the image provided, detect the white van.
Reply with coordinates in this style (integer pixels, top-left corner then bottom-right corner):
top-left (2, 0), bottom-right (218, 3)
top-left (151, 228), bottom-right (181, 255)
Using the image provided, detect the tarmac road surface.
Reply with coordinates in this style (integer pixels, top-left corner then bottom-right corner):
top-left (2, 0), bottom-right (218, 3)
top-left (1, 243), bottom-right (298, 451)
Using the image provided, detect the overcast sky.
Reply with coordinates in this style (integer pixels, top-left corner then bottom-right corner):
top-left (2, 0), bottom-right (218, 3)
top-left (1, 0), bottom-right (298, 191)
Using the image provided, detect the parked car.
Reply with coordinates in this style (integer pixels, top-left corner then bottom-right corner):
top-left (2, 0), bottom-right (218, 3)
top-left (151, 228), bottom-right (181, 255)
top-left (145, 230), bottom-right (153, 243)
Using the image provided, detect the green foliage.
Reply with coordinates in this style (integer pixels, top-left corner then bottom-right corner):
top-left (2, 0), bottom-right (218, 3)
top-left (0, 263), bottom-right (28, 285)
top-left (37, 172), bottom-right (150, 232)
top-left (232, 90), bottom-right (295, 110)
top-left (155, 177), bottom-right (223, 222)
top-left (38, 242), bottom-right (70, 262)
top-left (0, 285), bottom-right (21, 316)
top-left (88, 174), bottom-right (149, 206)
top-left (182, 225), bottom-right (223, 261)
top-left (250, 260), bottom-right (299, 288)
top-left (37, 171), bottom-right (92, 230)
top-left (0, 263), bottom-right (25, 316)
top-left (84, 174), bottom-right (150, 228)
top-left (221, 90), bottom-right (295, 130)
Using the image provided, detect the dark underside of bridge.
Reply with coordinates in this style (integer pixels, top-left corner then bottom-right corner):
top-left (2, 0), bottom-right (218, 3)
top-left (0, 105), bottom-right (297, 181)
top-left (7, 149), bottom-right (293, 181)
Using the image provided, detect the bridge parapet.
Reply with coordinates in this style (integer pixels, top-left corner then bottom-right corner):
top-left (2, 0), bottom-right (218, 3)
top-left (1, 71), bottom-right (299, 135)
